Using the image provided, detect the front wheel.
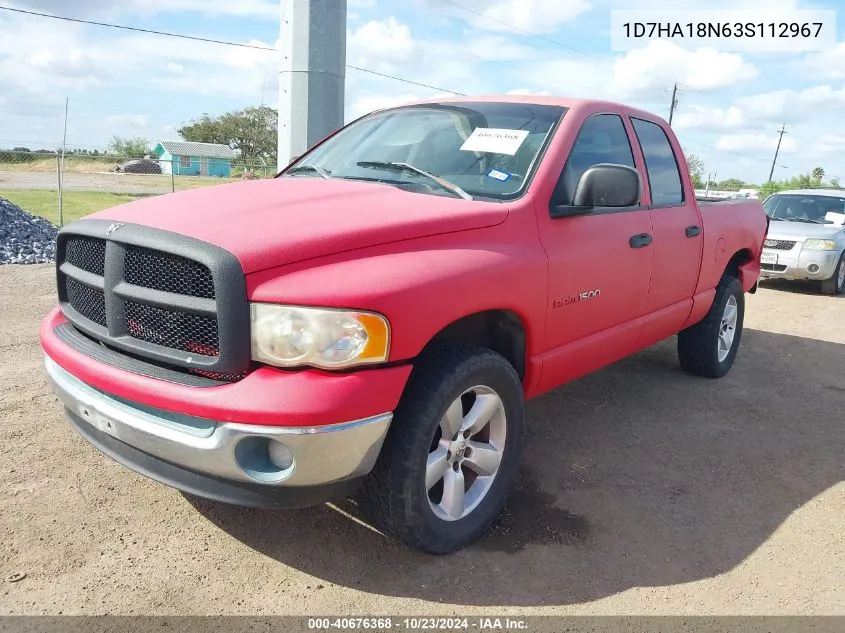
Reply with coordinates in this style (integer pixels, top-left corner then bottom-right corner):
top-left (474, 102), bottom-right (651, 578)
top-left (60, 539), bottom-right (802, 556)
top-left (820, 253), bottom-right (845, 295)
top-left (357, 341), bottom-right (525, 554)
top-left (678, 274), bottom-right (745, 378)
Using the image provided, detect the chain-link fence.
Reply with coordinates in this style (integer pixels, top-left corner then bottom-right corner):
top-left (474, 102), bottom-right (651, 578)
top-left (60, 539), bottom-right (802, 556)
top-left (0, 150), bottom-right (272, 227)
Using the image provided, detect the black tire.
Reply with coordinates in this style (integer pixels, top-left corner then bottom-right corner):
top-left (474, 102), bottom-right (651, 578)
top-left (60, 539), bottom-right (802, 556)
top-left (819, 253), bottom-right (845, 295)
top-left (357, 341), bottom-right (525, 555)
top-left (678, 274), bottom-right (745, 378)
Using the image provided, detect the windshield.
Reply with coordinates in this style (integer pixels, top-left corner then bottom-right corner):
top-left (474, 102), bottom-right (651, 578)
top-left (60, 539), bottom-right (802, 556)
top-left (280, 102), bottom-right (566, 200)
top-left (763, 193), bottom-right (845, 223)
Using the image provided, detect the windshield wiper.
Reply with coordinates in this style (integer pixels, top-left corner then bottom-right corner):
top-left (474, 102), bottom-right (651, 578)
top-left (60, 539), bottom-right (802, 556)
top-left (356, 161), bottom-right (473, 200)
top-left (786, 218), bottom-right (827, 224)
top-left (284, 164), bottom-right (331, 179)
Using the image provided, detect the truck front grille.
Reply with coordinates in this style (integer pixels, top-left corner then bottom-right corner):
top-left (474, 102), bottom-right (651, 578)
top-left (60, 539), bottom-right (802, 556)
top-left (761, 263), bottom-right (788, 272)
top-left (56, 221), bottom-right (250, 382)
top-left (124, 246), bottom-right (215, 299)
top-left (763, 239), bottom-right (796, 251)
top-left (64, 277), bottom-right (107, 327)
top-left (124, 301), bottom-right (219, 355)
top-left (65, 236), bottom-right (106, 275)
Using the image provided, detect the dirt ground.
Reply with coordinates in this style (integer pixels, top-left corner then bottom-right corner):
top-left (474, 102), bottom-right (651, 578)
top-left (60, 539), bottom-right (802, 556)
top-left (0, 170), bottom-right (245, 195)
top-left (1, 264), bottom-right (843, 616)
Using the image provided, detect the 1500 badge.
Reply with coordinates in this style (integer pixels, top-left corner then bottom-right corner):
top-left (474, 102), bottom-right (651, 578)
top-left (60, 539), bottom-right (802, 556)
top-left (553, 289), bottom-right (601, 308)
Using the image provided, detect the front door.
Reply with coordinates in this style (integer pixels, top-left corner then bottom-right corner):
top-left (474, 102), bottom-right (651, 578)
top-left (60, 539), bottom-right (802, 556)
top-left (535, 113), bottom-right (654, 392)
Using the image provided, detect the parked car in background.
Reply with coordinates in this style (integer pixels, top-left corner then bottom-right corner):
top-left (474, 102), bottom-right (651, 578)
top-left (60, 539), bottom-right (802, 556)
top-left (761, 189), bottom-right (845, 295)
top-left (115, 158), bottom-right (162, 175)
top-left (40, 95), bottom-right (768, 553)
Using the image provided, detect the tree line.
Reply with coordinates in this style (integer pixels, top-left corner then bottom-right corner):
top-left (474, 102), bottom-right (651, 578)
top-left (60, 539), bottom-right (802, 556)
top-left (101, 105), bottom-right (278, 165)
top-left (684, 153), bottom-right (839, 197)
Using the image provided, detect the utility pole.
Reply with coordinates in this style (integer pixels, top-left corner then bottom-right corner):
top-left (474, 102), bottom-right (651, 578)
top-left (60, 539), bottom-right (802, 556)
top-left (768, 124), bottom-right (787, 182)
top-left (59, 96), bottom-right (69, 227)
top-left (278, 0), bottom-right (347, 170)
top-left (668, 82), bottom-right (679, 126)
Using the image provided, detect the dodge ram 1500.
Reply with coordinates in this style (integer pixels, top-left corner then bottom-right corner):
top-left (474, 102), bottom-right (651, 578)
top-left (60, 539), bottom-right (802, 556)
top-left (40, 96), bottom-right (769, 553)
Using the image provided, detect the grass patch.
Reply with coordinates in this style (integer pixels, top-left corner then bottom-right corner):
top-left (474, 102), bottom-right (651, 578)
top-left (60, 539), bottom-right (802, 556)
top-left (0, 189), bottom-right (140, 225)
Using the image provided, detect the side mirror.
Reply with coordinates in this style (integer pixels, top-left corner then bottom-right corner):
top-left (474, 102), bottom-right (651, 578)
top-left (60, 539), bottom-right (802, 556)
top-left (551, 163), bottom-right (641, 218)
top-left (573, 163), bottom-right (641, 207)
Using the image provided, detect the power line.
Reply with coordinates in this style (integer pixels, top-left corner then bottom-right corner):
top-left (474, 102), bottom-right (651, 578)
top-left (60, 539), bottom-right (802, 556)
top-left (0, 6), bottom-right (277, 50)
top-left (346, 65), bottom-right (463, 95)
top-left (0, 5), bottom-right (466, 95)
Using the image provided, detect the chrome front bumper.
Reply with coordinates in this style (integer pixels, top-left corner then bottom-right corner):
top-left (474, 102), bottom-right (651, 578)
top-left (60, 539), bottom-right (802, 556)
top-left (45, 357), bottom-right (393, 497)
top-left (760, 247), bottom-right (840, 281)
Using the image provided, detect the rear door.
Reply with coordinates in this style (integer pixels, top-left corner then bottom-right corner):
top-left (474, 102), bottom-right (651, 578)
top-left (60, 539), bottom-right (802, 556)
top-left (630, 117), bottom-right (703, 341)
top-left (535, 112), bottom-right (654, 390)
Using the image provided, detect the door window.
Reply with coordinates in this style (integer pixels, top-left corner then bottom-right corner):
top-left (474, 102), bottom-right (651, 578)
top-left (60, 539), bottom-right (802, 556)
top-left (552, 114), bottom-right (636, 206)
top-left (631, 118), bottom-right (684, 207)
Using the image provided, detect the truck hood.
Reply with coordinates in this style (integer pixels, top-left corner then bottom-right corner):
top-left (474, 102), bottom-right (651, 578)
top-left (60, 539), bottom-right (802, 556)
top-left (88, 178), bottom-right (508, 273)
top-left (766, 220), bottom-right (844, 240)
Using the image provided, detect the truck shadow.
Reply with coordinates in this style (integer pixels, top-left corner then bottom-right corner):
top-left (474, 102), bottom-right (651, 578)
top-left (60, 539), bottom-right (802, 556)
top-left (187, 328), bottom-right (844, 606)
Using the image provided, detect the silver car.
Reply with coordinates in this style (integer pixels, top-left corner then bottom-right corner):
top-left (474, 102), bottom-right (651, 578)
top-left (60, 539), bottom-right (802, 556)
top-left (761, 189), bottom-right (845, 295)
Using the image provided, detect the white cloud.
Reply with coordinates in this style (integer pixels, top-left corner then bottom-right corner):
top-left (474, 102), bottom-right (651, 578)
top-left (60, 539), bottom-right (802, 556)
top-left (11, 0), bottom-right (278, 18)
top-left (506, 87), bottom-right (550, 96)
top-left (673, 106), bottom-right (746, 132)
top-left (613, 41), bottom-right (758, 94)
top-left (427, 0), bottom-right (591, 34)
top-left (519, 41), bottom-right (757, 102)
top-left (715, 133), bottom-right (798, 154)
top-left (106, 114), bottom-right (150, 129)
top-left (345, 17), bottom-right (491, 100)
top-left (347, 17), bottom-right (420, 72)
top-left (349, 93), bottom-right (420, 119)
top-left (799, 43), bottom-right (845, 80)
top-left (736, 85), bottom-right (845, 121)
top-left (817, 134), bottom-right (845, 158)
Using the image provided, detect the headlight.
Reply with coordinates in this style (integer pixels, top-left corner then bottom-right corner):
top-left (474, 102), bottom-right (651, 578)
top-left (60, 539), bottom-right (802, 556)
top-left (250, 304), bottom-right (390, 369)
top-left (802, 239), bottom-right (837, 251)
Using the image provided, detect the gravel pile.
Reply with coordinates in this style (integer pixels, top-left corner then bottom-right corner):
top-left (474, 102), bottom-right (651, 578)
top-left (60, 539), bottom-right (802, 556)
top-left (1, 197), bottom-right (58, 264)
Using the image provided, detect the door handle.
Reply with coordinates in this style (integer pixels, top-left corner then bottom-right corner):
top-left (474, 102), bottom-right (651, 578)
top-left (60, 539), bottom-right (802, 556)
top-left (686, 225), bottom-right (702, 237)
top-left (629, 233), bottom-right (652, 248)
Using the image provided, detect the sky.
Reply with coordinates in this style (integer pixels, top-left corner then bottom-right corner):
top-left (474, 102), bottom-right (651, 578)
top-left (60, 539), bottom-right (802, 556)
top-left (0, 0), bottom-right (843, 185)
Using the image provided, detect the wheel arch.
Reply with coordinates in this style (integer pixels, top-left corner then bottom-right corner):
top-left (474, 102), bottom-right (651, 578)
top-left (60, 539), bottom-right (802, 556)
top-left (725, 248), bottom-right (758, 293)
top-left (424, 309), bottom-right (528, 382)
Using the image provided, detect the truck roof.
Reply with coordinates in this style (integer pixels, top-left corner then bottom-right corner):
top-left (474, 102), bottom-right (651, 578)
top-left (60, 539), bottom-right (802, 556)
top-left (394, 94), bottom-right (669, 124)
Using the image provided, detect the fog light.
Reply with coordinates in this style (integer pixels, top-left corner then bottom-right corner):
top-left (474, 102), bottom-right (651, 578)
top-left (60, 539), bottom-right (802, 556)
top-left (808, 264), bottom-right (820, 274)
top-left (268, 441), bottom-right (294, 470)
top-left (234, 436), bottom-right (295, 483)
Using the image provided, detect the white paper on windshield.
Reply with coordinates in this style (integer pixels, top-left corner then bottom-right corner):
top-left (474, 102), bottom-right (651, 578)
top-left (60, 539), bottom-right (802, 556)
top-left (824, 211), bottom-right (845, 226)
top-left (460, 128), bottom-right (529, 156)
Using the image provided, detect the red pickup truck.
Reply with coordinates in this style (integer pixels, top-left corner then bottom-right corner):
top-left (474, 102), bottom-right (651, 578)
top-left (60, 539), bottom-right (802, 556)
top-left (40, 96), bottom-right (768, 554)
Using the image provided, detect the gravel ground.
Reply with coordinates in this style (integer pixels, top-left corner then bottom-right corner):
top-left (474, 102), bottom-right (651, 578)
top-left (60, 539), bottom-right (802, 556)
top-left (0, 197), bottom-right (58, 264)
top-left (1, 265), bottom-right (843, 615)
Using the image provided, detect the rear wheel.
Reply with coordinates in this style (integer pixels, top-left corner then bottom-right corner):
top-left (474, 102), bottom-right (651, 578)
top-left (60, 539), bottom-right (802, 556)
top-left (678, 274), bottom-right (745, 378)
top-left (820, 253), bottom-right (845, 295)
top-left (357, 341), bottom-right (525, 554)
